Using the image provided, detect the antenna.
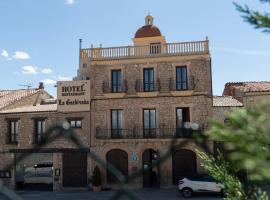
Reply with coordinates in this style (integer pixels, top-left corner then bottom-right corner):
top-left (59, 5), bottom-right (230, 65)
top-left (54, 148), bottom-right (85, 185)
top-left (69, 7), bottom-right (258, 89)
top-left (19, 83), bottom-right (32, 89)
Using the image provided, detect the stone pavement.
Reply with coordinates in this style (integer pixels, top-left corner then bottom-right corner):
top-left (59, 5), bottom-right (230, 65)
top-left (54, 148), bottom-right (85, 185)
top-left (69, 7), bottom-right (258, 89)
top-left (0, 188), bottom-right (222, 200)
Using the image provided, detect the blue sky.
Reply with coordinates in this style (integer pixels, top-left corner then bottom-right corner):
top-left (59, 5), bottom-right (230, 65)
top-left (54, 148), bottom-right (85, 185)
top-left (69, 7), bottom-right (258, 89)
top-left (0, 0), bottom-right (269, 97)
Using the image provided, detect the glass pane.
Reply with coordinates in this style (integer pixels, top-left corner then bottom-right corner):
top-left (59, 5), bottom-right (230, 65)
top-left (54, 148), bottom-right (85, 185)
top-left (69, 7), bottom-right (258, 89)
top-left (144, 70), bottom-right (148, 83)
top-left (42, 121), bottom-right (46, 133)
top-left (144, 110), bottom-right (149, 128)
top-left (149, 70), bottom-right (154, 83)
top-left (176, 109), bottom-right (183, 128)
top-left (15, 121), bottom-right (19, 134)
top-left (76, 120), bottom-right (82, 128)
top-left (117, 71), bottom-right (122, 84)
top-left (112, 111), bottom-right (118, 129)
top-left (70, 121), bottom-right (76, 128)
top-left (181, 68), bottom-right (187, 82)
top-left (181, 68), bottom-right (187, 89)
top-left (11, 122), bottom-right (15, 134)
top-left (150, 110), bottom-right (156, 128)
top-left (118, 111), bottom-right (123, 129)
top-left (38, 121), bottom-right (42, 134)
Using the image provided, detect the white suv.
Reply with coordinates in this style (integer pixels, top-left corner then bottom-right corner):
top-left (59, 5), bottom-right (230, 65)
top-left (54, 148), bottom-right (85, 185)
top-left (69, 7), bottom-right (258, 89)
top-left (178, 174), bottom-right (224, 198)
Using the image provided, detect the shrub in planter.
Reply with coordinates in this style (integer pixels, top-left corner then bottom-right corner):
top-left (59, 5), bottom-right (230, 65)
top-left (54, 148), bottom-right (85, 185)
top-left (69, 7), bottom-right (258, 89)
top-left (92, 166), bottom-right (102, 192)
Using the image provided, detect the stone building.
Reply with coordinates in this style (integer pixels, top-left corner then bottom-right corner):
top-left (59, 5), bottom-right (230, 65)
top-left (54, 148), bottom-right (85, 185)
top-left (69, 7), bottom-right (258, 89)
top-left (223, 81), bottom-right (270, 105)
top-left (1, 15), bottom-right (263, 191)
top-left (79, 15), bottom-right (213, 188)
top-left (0, 82), bottom-right (91, 190)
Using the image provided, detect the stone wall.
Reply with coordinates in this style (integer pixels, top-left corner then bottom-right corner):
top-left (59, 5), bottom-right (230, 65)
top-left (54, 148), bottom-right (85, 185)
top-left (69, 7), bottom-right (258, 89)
top-left (89, 57), bottom-right (212, 98)
top-left (0, 111), bottom-right (90, 150)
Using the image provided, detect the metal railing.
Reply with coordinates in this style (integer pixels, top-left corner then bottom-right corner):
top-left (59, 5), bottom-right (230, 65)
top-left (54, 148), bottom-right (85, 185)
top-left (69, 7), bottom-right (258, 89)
top-left (169, 76), bottom-right (196, 91)
top-left (80, 40), bottom-right (209, 60)
top-left (0, 122), bottom-right (208, 200)
top-left (102, 81), bottom-right (128, 93)
top-left (135, 79), bottom-right (160, 92)
top-left (101, 77), bottom-right (196, 94)
top-left (95, 127), bottom-right (195, 139)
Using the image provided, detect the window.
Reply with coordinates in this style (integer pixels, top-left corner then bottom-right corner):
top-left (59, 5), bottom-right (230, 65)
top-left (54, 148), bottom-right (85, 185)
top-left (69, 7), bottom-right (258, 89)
top-left (82, 63), bottom-right (87, 68)
top-left (176, 67), bottom-right (188, 90)
top-left (111, 110), bottom-right (123, 138)
top-left (150, 43), bottom-right (161, 54)
top-left (8, 120), bottom-right (19, 144)
top-left (143, 109), bottom-right (156, 138)
top-left (35, 120), bottom-right (46, 144)
top-left (143, 68), bottom-right (155, 92)
top-left (69, 119), bottom-right (82, 128)
top-left (176, 108), bottom-right (190, 137)
top-left (111, 70), bottom-right (122, 93)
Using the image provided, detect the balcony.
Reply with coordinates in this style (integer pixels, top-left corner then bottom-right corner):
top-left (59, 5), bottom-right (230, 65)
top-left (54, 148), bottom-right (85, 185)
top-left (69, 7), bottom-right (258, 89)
top-left (169, 76), bottom-right (196, 91)
top-left (95, 127), bottom-right (196, 140)
top-left (102, 81), bottom-right (127, 93)
top-left (135, 79), bottom-right (160, 93)
top-left (80, 40), bottom-right (209, 61)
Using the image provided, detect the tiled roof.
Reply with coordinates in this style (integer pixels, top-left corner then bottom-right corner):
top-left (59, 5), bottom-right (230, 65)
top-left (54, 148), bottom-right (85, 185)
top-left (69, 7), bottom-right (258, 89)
top-left (135, 25), bottom-right (162, 38)
top-left (223, 82), bottom-right (270, 95)
top-left (0, 89), bottom-right (39, 110)
top-left (213, 96), bottom-right (243, 107)
top-left (0, 103), bottom-right (57, 114)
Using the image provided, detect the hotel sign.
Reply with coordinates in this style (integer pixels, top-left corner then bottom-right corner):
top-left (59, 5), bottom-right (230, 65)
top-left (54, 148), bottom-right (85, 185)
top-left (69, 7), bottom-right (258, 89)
top-left (57, 80), bottom-right (90, 112)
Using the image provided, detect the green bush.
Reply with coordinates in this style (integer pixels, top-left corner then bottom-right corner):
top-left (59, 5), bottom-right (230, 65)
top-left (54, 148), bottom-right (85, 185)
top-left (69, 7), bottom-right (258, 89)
top-left (92, 166), bottom-right (102, 187)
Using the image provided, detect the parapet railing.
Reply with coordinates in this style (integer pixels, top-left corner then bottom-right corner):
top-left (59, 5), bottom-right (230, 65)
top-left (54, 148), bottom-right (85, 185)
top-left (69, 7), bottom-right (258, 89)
top-left (80, 40), bottom-right (209, 60)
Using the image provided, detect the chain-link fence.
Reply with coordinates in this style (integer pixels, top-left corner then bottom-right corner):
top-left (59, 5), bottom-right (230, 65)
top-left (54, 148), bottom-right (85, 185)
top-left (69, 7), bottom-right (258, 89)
top-left (0, 122), bottom-right (210, 200)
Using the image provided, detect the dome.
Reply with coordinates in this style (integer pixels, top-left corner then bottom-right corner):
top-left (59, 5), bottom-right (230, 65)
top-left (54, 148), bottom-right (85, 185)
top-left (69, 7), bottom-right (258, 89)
top-left (135, 25), bottom-right (162, 38)
top-left (134, 15), bottom-right (162, 38)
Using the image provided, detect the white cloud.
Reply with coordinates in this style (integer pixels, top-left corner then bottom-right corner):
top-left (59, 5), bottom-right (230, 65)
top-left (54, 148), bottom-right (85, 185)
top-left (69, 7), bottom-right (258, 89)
top-left (1, 49), bottom-right (9, 60)
top-left (57, 75), bottom-right (72, 81)
top-left (22, 66), bottom-right (38, 75)
top-left (42, 79), bottom-right (56, 85)
top-left (21, 66), bottom-right (53, 75)
top-left (13, 51), bottom-right (30, 60)
top-left (41, 68), bottom-right (53, 74)
top-left (66, 0), bottom-right (75, 5)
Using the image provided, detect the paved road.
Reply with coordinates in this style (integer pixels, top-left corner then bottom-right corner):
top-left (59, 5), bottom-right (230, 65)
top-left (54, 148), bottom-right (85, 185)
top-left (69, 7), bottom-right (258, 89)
top-left (0, 189), bottom-right (222, 200)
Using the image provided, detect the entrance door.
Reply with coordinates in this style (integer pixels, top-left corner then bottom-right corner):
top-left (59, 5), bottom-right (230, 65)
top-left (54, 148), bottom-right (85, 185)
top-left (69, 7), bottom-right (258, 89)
top-left (172, 149), bottom-right (197, 185)
top-left (142, 149), bottom-right (159, 187)
top-left (106, 149), bottom-right (128, 184)
top-left (62, 152), bottom-right (87, 187)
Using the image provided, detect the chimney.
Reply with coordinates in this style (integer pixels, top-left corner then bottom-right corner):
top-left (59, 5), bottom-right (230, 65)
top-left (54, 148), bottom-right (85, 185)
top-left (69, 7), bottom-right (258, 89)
top-left (39, 82), bottom-right (44, 90)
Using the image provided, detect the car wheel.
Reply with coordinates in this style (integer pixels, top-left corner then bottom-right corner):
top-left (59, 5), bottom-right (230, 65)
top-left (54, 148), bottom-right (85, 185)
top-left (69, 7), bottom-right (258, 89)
top-left (181, 188), bottom-right (193, 198)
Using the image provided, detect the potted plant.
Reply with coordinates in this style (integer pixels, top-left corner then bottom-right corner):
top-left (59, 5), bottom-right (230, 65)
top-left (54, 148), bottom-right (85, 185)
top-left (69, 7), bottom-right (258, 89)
top-left (92, 166), bottom-right (102, 192)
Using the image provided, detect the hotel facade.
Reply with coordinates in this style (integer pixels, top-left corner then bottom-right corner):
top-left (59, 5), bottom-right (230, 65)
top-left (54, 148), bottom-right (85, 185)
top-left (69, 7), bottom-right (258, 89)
top-left (0, 15), bottom-right (259, 190)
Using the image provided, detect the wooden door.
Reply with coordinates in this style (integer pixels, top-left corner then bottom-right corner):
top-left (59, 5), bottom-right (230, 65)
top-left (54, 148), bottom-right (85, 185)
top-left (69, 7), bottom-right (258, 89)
top-left (172, 149), bottom-right (196, 184)
top-left (106, 149), bottom-right (128, 184)
top-left (62, 152), bottom-right (87, 187)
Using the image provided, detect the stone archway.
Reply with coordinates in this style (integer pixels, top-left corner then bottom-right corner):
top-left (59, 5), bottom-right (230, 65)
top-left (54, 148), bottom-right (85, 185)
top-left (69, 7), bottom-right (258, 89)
top-left (106, 149), bottom-right (128, 184)
top-left (172, 149), bottom-right (197, 184)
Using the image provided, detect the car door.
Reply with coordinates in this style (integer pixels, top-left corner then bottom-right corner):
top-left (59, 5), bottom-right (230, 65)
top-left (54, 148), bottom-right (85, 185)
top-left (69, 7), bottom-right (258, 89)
top-left (204, 176), bottom-right (222, 192)
top-left (191, 176), bottom-right (208, 192)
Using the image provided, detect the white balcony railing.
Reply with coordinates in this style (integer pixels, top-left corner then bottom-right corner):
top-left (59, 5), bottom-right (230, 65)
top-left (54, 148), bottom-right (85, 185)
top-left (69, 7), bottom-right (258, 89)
top-left (80, 40), bottom-right (209, 60)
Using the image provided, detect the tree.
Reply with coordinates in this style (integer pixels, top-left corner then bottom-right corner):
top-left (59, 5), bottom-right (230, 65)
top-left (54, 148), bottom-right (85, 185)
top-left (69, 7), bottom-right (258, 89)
top-left (234, 0), bottom-right (270, 32)
top-left (197, 103), bottom-right (270, 199)
top-left (209, 103), bottom-right (270, 182)
top-left (197, 150), bottom-right (268, 200)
